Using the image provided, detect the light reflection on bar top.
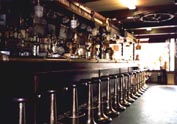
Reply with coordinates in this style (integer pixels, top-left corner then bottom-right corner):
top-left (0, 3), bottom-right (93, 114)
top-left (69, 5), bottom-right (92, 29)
top-left (0, 55), bottom-right (136, 64)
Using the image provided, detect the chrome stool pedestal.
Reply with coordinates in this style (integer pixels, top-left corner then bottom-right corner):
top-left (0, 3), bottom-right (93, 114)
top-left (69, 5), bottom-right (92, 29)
top-left (120, 74), bottom-right (131, 107)
top-left (101, 76), bottom-right (119, 118)
top-left (14, 98), bottom-right (27, 124)
top-left (131, 72), bottom-right (139, 99)
top-left (116, 74), bottom-right (126, 111)
top-left (110, 74), bottom-right (126, 112)
top-left (124, 73), bottom-right (135, 103)
top-left (92, 77), bottom-right (112, 124)
top-left (137, 71), bottom-right (144, 94)
top-left (81, 79), bottom-right (97, 124)
top-left (48, 90), bottom-right (62, 124)
top-left (64, 82), bottom-right (85, 124)
top-left (133, 71), bottom-right (141, 98)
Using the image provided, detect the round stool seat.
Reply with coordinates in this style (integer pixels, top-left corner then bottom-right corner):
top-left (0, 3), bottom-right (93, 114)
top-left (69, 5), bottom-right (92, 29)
top-left (14, 98), bottom-right (28, 102)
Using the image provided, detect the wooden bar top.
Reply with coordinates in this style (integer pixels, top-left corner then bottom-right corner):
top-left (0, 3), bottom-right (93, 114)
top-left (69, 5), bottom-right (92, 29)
top-left (0, 55), bottom-right (135, 63)
top-left (0, 55), bottom-right (139, 78)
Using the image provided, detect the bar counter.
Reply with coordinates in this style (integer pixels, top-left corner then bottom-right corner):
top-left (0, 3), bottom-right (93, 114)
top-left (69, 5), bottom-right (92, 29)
top-left (0, 56), bottom-right (139, 124)
top-left (0, 55), bottom-right (139, 99)
top-left (0, 56), bottom-right (139, 95)
top-left (0, 56), bottom-right (138, 72)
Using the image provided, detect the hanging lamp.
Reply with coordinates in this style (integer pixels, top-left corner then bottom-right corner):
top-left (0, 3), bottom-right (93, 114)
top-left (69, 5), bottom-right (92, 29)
top-left (136, 39), bottom-right (141, 50)
top-left (70, 14), bottom-right (77, 29)
top-left (34, 0), bottom-right (44, 18)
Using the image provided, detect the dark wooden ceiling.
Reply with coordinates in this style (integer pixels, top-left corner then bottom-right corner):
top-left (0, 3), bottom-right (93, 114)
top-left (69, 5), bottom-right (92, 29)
top-left (80, 0), bottom-right (177, 42)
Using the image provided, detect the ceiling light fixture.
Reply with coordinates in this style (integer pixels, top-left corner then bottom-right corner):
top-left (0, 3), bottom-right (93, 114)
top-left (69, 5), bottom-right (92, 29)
top-left (139, 38), bottom-right (149, 42)
top-left (146, 28), bottom-right (152, 31)
top-left (128, 4), bottom-right (136, 10)
top-left (121, 0), bottom-right (137, 10)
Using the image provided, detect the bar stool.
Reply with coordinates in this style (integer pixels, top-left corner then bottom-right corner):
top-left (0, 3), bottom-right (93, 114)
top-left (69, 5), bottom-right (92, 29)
top-left (109, 74), bottom-right (125, 112)
top-left (141, 70), bottom-right (147, 90)
top-left (122, 73), bottom-right (133, 104)
top-left (14, 98), bottom-right (27, 124)
top-left (125, 72), bottom-right (135, 103)
top-left (109, 74), bottom-right (119, 111)
top-left (143, 69), bottom-right (150, 90)
top-left (48, 90), bottom-right (62, 124)
top-left (64, 81), bottom-right (85, 124)
top-left (120, 73), bottom-right (131, 107)
top-left (137, 70), bottom-right (144, 95)
top-left (80, 79), bottom-right (97, 124)
top-left (137, 70), bottom-right (144, 94)
top-left (132, 70), bottom-right (141, 97)
top-left (101, 76), bottom-right (119, 118)
top-left (140, 70), bottom-right (148, 92)
top-left (139, 70), bottom-right (146, 92)
top-left (129, 72), bottom-right (139, 100)
top-left (115, 74), bottom-right (126, 111)
top-left (92, 77), bottom-right (112, 124)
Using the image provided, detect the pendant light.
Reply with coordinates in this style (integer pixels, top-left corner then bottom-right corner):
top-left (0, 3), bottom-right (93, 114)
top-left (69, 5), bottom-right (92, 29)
top-left (70, 14), bottom-right (77, 29)
top-left (136, 39), bottom-right (141, 50)
top-left (34, 0), bottom-right (44, 18)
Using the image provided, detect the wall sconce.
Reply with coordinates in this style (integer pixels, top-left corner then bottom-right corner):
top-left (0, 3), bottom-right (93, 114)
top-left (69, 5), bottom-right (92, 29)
top-left (34, 0), bottom-right (44, 18)
top-left (71, 15), bottom-right (77, 29)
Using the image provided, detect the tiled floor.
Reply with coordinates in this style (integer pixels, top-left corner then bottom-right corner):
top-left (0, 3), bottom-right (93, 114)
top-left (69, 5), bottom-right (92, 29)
top-left (111, 84), bottom-right (177, 124)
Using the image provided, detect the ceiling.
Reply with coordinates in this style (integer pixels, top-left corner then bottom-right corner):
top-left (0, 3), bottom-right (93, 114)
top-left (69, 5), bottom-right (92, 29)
top-left (80, 0), bottom-right (177, 42)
